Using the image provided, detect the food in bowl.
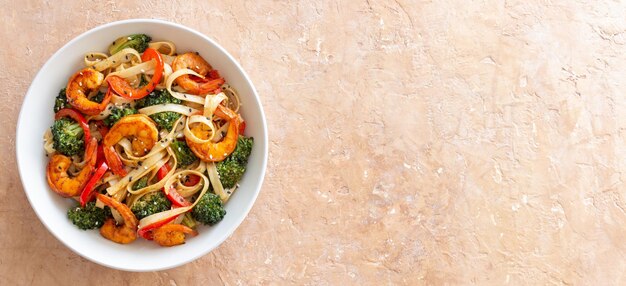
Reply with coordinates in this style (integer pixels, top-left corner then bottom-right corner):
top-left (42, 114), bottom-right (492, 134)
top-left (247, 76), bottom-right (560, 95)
top-left (43, 33), bottom-right (253, 247)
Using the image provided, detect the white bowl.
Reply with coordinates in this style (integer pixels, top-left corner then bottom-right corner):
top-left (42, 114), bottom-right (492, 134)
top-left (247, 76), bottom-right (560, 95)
top-left (15, 19), bottom-right (268, 271)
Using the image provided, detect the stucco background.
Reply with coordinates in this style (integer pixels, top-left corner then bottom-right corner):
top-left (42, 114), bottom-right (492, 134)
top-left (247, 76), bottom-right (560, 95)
top-left (2, 0), bottom-right (626, 285)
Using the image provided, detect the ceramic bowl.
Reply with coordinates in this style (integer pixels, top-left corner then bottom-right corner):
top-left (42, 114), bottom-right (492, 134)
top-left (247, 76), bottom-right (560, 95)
top-left (15, 19), bottom-right (267, 271)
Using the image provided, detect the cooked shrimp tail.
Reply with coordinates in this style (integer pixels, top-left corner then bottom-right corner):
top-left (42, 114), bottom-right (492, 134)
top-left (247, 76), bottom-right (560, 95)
top-left (65, 68), bottom-right (111, 115)
top-left (46, 138), bottom-right (97, 197)
top-left (97, 194), bottom-right (138, 244)
top-left (172, 52), bottom-right (225, 95)
top-left (153, 224), bottom-right (198, 247)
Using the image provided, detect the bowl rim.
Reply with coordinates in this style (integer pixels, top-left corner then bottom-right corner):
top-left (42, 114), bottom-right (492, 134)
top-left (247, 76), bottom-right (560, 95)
top-left (15, 18), bottom-right (268, 271)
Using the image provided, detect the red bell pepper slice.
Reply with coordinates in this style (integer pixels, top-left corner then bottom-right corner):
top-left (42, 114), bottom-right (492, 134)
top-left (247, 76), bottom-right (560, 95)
top-left (106, 48), bottom-right (163, 99)
top-left (166, 186), bottom-right (192, 207)
top-left (96, 144), bottom-right (106, 166)
top-left (182, 174), bottom-right (200, 187)
top-left (157, 164), bottom-right (192, 207)
top-left (137, 215), bottom-right (178, 240)
top-left (238, 120), bottom-right (246, 135)
top-left (93, 120), bottom-right (109, 138)
top-left (55, 108), bottom-right (91, 142)
top-left (79, 161), bottom-right (109, 207)
top-left (156, 163), bottom-right (170, 180)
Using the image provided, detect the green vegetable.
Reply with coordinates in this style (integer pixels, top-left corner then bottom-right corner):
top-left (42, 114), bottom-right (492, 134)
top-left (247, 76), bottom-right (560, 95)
top-left (67, 202), bottom-right (110, 230)
top-left (54, 88), bottom-right (70, 112)
top-left (150, 112), bottom-right (181, 131)
top-left (138, 75), bottom-right (149, 87)
top-left (191, 192), bottom-right (226, 225)
top-left (91, 91), bottom-right (106, 103)
top-left (51, 117), bottom-right (84, 156)
top-left (132, 177), bottom-right (149, 191)
top-left (181, 213), bottom-right (197, 229)
top-left (108, 34), bottom-right (151, 55)
top-left (136, 89), bottom-right (181, 107)
top-left (216, 159), bottom-right (245, 189)
top-left (136, 89), bottom-right (182, 131)
top-left (230, 136), bottom-right (253, 164)
top-left (216, 136), bottom-right (253, 188)
top-left (131, 191), bottom-right (171, 220)
top-left (104, 105), bottom-right (137, 127)
top-left (171, 140), bottom-right (198, 166)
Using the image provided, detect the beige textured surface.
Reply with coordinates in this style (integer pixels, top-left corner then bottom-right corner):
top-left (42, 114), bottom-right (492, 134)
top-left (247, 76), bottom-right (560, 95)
top-left (1, 0), bottom-right (626, 284)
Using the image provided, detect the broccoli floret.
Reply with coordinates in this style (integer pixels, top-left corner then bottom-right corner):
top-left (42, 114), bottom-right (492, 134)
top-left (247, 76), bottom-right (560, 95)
top-left (216, 136), bottom-right (253, 188)
top-left (191, 192), bottom-right (226, 225)
top-left (54, 88), bottom-right (70, 112)
top-left (51, 117), bottom-right (84, 156)
top-left (171, 140), bottom-right (198, 166)
top-left (216, 159), bottom-right (245, 189)
top-left (230, 136), bottom-right (253, 164)
top-left (181, 213), bottom-right (197, 229)
top-left (131, 192), bottom-right (171, 220)
top-left (108, 34), bottom-right (152, 55)
top-left (150, 112), bottom-right (181, 131)
top-left (132, 177), bottom-right (149, 191)
top-left (104, 105), bottom-right (137, 127)
top-left (67, 202), bottom-right (110, 230)
top-left (136, 89), bottom-right (182, 131)
top-left (136, 89), bottom-right (181, 107)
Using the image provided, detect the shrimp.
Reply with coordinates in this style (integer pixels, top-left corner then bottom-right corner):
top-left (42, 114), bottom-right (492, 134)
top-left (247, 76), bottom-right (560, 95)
top-left (65, 68), bottom-right (111, 115)
top-left (153, 224), bottom-right (198, 247)
top-left (46, 138), bottom-right (97, 197)
top-left (172, 52), bottom-right (225, 95)
top-left (186, 105), bottom-right (240, 162)
top-left (103, 114), bottom-right (158, 176)
top-left (97, 194), bottom-right (138, 244)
